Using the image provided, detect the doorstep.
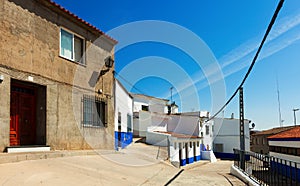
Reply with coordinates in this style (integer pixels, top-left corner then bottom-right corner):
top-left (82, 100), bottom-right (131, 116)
top-left (6, 145), bottom-right (51, 153)
top-left (0, 149), bottom-right (119, 164)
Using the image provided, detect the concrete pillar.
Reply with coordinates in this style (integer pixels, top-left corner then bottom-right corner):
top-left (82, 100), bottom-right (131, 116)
top-left (186, 142), bottom-right (194, 164)
top-left (180, 142), bottom-right (186, 166)
top-left (194, 141), bottom-right (201, 161)
top-left (169, 141), bottom-right (180, 168)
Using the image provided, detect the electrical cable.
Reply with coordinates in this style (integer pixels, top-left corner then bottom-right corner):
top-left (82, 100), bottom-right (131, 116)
top-left (114, 71), bottom-right (147, 95)
top-left (207, 0), bottom-right (285, 121)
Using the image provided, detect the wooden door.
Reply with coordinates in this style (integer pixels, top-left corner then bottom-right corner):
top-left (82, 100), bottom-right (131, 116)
top-left (10, 84), bottom-right (36, 146)
top-left (10, 92), bottom-right (19, 146)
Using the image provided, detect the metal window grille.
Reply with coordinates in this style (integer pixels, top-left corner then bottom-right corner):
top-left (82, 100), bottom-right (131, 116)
top-left (82, 95), bottom-right (107, 127)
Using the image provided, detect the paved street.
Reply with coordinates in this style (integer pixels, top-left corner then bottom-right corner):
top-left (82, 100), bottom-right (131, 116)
top-left (0, 140), bottom-right (246, 185)
top-left (0, 156), bottom-right (245, 186)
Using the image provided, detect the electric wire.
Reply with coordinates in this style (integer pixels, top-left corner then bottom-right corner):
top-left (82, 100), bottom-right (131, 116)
top-left (114, 71), bottom-right (147, 95)
top-left (207, 0), bottom-right (285, 121)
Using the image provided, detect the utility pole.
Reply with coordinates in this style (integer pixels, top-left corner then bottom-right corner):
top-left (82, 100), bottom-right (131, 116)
top-left (293, 108), bottom-right (299, 126)
top-left (276, 75), bottom-right (283, 127)
top-left (170, 87), bottom-right (174, 103)
top-left (239, 87), bottom-right (245, 170)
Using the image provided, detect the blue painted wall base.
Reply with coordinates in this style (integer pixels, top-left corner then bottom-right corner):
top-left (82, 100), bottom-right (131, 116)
top-left (114, 131), bottom-right (133, 150)
top-left (214, 152), bottom-right (236, 160)
top-left (194, 155), bottom-right (201, 161)
top-left (186, 157), bottom-right (194, 164)
top-left (180, 159), bottom-right (186, 166)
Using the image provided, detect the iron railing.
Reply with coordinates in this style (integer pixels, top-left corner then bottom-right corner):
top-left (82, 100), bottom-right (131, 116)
top-left (233, 149), bottom-right (300, 186)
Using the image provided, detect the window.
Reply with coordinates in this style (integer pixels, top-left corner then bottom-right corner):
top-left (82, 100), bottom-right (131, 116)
top-left (205, 125), bottom-right (209, 135)
top-left (127, 114), bottom-right (132, 132)
top-left (141, 105), bottom-right (149, 111)
top-left (60, 28), bottom-right (85, 64)
top-left (82, 95), bottom-right (107, 127)
top-left (214, 144), bottom-right (224, 153)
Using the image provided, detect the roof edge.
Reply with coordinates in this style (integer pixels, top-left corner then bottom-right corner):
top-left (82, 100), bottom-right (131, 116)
top-left (47, 0), bottom-right (118, 44)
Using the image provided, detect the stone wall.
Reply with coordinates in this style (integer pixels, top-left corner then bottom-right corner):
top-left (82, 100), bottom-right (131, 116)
top-left (0, 0), bottom-right (116, 151)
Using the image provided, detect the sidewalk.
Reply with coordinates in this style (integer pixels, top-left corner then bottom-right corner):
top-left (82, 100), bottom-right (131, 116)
top-left (169, 160), bottom-right (246, 186)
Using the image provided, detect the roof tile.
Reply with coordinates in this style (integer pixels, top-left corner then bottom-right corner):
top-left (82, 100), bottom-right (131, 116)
top-left (48, 0), bottom-right (117, 44)
top-left (268, 126), bottom-right (300, 139)
top-left (252, 126), bottom-right (294, 136)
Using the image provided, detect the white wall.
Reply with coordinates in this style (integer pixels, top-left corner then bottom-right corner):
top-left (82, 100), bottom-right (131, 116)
top-left (133, 100), bottom-right (149, 112)
top-left (171, 106), bottom-right (179, 114)
top-left (201, 120), bottom-right (214, 151)
top-left (115, 80), bottom-right (133, 132)
top-left (213, 118), bottom-right (250, 153)
top-left (137, 111), bottom-right (169, 137)
top-left (146, 131), bottom-right (170, 146)
top-left (133, 118), bottom-right (139, 136)
top-left (269, 152), bottom-right (300, 163)
top-left (167, 115), bottom-right (200, 136)
top-left (132, 95), bottom-right (167, 113)
top-left (149, 99), bottom-right (167, 113)
top-left (269, 141), bottom-right (300, 148)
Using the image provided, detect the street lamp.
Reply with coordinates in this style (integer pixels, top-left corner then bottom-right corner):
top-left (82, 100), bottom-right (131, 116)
top-left (293, 108), bottom-right (299, 126)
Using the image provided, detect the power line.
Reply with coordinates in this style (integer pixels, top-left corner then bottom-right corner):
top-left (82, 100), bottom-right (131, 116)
top-left (114, 71), bottom-right (147, 95)
top-left (207, 0), bottom-right (285, 121)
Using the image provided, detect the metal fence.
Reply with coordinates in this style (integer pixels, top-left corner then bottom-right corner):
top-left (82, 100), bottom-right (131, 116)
top-left (233, 149), bottom-right (300, 186)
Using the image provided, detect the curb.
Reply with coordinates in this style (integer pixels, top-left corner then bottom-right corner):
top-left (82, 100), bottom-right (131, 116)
top-left (230, 164), bottom-right (259, 186)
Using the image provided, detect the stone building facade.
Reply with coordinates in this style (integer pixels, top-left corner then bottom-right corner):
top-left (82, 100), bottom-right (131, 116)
top-left (0, 0), bottom-right (117, 151)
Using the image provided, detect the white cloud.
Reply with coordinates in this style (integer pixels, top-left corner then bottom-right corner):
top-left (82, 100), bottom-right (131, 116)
top-left (162, 10), bottom-right (300, 101)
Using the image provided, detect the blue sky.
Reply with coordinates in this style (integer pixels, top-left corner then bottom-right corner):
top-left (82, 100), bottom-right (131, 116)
top-left (53, 0), bottom-right (300, 130)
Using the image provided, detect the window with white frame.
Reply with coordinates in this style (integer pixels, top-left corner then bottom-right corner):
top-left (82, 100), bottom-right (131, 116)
top-left (60, 28), bottom-right (85, 64)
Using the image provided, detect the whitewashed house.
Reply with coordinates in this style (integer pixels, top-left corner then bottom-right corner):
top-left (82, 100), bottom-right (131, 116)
top-left (213, 117), bottom-right (251, 159)
top-left (132, 94), bottom-right (169, 137)
top-left (146, 111), bottom-right (216, 167)
top-left (114, 79), bottom-right (133, 149)
top-left (132, 93), bottom-right (169, 113)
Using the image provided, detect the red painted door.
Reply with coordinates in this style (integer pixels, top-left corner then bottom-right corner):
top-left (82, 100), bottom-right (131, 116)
top-left (10, 84), bottom-right (36, 146)
top-left (10, 92), bottom-right (19, 146)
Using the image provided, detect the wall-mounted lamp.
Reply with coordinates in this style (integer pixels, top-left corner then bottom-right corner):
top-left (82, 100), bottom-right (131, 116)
top-left (0, 75), bottom-right (4, 83)
top-left (97, 89), bottom-right (103, 94)
top-left (104, 56), bottom-right (114, 68)
top-left (100, 56), bottom-right (114, 76)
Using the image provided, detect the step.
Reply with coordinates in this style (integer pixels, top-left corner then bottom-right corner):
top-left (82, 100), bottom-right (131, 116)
top-left (6, 146), bottom-right (51, 153)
